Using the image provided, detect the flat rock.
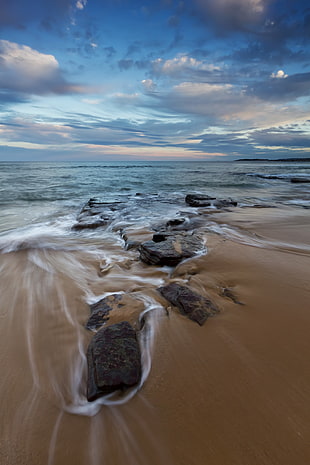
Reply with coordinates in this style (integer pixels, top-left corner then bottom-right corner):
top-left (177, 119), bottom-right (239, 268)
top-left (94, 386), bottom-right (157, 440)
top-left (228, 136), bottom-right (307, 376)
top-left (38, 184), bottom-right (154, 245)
top-left (185, 194), bottom-right (216, 207)
top-left (86, 294), bottom-right (123, 331)
top-left (158, 283), bottom-right (219, 325)
top-left (72, 198), bottom-right (123, 230)
top-left (139, 233), bottom-right (204, 266)
top-left (87, 321), bottom-right (142, 401)
top-left (214, 199), bottom-right (237, 208)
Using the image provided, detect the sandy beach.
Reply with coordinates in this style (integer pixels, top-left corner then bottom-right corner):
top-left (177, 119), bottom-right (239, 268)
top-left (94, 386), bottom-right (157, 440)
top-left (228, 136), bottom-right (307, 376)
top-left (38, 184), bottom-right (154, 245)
top-left (1, 205), bottom-right (310, 465)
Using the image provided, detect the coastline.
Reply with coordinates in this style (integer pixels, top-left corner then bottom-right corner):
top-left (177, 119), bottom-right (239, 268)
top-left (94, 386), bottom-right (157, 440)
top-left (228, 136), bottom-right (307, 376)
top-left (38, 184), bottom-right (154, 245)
top-left (1, 204), bottom-right (310, 464)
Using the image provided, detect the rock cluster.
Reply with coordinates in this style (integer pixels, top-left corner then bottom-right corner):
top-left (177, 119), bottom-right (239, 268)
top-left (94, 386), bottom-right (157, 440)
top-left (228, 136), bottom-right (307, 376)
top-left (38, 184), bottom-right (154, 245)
top-left (185, 193), bottom-right (237, 208)
top-left (139, 232), bottom-right (204, 266)
top-left (79, 193), bottom-right (241, 402)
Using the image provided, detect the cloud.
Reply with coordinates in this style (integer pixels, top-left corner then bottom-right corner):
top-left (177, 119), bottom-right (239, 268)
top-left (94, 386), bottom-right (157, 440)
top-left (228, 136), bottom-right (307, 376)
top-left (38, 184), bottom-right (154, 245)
top-left (0, 117), bottom-right (74, 146)
top-left (118, 58), bottom-right (148, 71)
top-left (141, 79), bottom-right (157, 92)
top-left (76, 0), bottom-right (87, 11)
top-left (248, 71), bottom-right (310, 101)
top-left (271, 70), bottom-right (288, 79)
top-left (143, 77), bottom-right (308, 132)
top-left (118, 59), bottom-right (134, 71)
top-left (0, 40), bottom-right (86, 99)
top-left (0, 0), bottom-right (72, 29)
top-left (192, 0), bottom-right (270, 33)
top-left (250, 127), bottom-right (310, 148)
top-left (103, 46), bottom-right (116, 59)
top-left (159, 81), bottom-right (243, 120)
top-left (152, 55), bottom-right (220, 77)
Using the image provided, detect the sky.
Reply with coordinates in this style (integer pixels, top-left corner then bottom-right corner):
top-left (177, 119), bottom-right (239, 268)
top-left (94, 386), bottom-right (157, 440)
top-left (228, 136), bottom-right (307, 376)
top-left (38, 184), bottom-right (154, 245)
top-left (0, 0), bottom-right (309, 161)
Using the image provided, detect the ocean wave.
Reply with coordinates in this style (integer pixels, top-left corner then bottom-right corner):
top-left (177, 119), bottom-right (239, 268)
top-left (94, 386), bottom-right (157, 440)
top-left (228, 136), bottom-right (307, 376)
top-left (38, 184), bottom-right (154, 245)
top-left (246, 172), bottom-right (310, 181)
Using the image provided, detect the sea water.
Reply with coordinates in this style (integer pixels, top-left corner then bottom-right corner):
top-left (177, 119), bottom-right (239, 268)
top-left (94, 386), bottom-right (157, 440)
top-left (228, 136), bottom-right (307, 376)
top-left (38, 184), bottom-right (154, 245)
top-left (1, 160), bottom-right (310, 236)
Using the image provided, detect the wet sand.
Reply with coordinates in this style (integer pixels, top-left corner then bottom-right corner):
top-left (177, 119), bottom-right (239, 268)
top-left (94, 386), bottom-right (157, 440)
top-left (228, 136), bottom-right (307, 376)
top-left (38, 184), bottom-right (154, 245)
top-left (1, 206), bottom-right (310, 465)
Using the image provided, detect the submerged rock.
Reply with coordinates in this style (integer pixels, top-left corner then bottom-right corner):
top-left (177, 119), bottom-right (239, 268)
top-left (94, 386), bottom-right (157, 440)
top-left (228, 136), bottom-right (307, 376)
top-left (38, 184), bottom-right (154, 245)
top-left (86, 294), bottom-right (123, 331)
top-left (72, 217), bottom-right (108, 230)
top-left (185, 194), bottom-right (216, 207)
top-left (87, 321), bottom-right (141, 401)
top-left (158, 283), bottom-right (219, 325)
top-left (214, 199), bottom-right (238, 208)
top-left (166, 218), bottom-right (187, 228)
top-left (139, 233), bottom-right (204, 266)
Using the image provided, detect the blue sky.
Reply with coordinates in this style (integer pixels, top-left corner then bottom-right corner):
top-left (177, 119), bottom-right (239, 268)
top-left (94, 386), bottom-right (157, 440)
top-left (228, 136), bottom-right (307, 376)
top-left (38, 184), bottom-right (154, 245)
top-left (0, 0), bottom-right (309, 160)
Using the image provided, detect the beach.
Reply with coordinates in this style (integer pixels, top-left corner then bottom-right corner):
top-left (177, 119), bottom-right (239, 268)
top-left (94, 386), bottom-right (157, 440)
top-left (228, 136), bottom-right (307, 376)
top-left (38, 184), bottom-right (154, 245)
top-left (1, 197), bottom-right (310, 465)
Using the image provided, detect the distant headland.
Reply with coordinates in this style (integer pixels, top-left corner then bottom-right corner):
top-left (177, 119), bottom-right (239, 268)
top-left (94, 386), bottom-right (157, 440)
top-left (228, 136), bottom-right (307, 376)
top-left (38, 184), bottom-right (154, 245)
top-left (235, 157), bottom-right (310, 162)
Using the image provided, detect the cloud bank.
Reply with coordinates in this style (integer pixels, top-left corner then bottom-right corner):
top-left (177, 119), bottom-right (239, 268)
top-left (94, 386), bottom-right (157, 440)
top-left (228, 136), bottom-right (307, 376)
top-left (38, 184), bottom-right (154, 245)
top-left (0, 40), bottom-right (86, 101)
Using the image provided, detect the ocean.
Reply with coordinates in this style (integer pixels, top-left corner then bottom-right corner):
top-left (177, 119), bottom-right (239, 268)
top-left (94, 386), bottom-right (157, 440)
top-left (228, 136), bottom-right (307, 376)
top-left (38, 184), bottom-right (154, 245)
top-left (1, 160), bottom-right (310, 236)
top-left (0, 159), bottom-right (310, 465)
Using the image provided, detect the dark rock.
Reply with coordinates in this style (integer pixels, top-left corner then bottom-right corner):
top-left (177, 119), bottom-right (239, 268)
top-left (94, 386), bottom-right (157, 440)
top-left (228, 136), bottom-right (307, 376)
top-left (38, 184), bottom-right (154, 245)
top-left (72, 217), bottom-right (108, 230)
top-left (166, 218), bottom-right (186, 227)
top-left (139, 233), bottom-right (204, 266)
top-left (87, 321), bottom-right (142, 401)
top-left (152, 232), bottom-right (175, 242)
top-left (158, 283), bottom-right (219, 325)
top-left (185, 194), bottom-right (215, 207)
top-left (72, 198), bottom-right (124, 231)
top-left (86, 294), bottom-right (123, 331)
top-left (125, 240), bottom-right (141, 251)
top-left (214, 199), bottom-right (238, 208)
top-left (291, 178), bottom-right (310, 183)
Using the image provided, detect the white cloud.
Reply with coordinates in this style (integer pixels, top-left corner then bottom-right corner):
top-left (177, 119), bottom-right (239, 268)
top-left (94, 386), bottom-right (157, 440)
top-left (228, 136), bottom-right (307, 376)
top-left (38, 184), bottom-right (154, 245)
top-left (214, 0), bottom-right (265, 14)
top-left (0, 40), bottom-right (58, 78)
top-left (152, 55), bottom-right (220, 77)
top-left (174, 81), bottom-right (232, 95)
top-left (141, 79), bottom-right (156, 92)
top-left (0, 40), bottom-right (84, 96)
top-left (154, 80), bottom-right (305, 129)
top-left (76, 0), bottom-right (87, 10)
top-left (271, 70), bottom-right (288, 79)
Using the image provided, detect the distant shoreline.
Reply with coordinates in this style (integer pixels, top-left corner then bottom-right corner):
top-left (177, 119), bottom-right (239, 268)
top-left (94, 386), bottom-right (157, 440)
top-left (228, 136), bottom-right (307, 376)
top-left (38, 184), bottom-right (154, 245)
top-left (235, 157), bottom-right (310, 162)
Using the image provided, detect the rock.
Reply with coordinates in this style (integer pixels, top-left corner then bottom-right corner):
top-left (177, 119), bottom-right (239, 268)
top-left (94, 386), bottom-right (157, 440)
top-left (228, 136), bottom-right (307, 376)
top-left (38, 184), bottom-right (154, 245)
top-left (72, 217), bottom-right (108, 230)
top-left (86, 294), bottom-right (123, 331)
top-left (87, 321), bottom-right (142, 401)
top-left (185, 194), bottom-right (216, 207)
top-left (166, 218), bottom-right (186, 227)
top-left (213, 199), bottom-right (237, 208)
top-left (158, 283), bottom-right (218, 325)
top-left (291, 178), bottom-right (310, 183)
top-left (139, 233), bottom-right (204, 266)
top-left (152, 232), bottom-right (175, 242)
top-left (220, 287), bottom-right (244, 305)
top-left (72, 198), bottom-right (123, 230)
top-left (125, 240), bottom-right (141, 251)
